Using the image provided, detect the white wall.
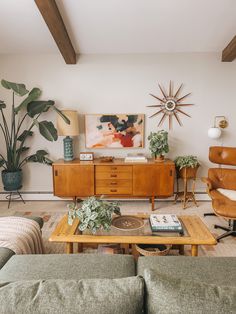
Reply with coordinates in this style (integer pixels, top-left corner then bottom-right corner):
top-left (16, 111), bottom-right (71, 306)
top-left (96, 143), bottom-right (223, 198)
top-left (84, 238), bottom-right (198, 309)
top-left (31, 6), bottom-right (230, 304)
top-left (0, 53), bottom-right (235, 196)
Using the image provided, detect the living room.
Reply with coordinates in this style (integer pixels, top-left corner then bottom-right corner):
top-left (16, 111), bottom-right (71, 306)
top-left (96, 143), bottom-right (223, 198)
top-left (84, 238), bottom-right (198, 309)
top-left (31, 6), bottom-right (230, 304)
top-left (0, 0), bottom-right (236, 313)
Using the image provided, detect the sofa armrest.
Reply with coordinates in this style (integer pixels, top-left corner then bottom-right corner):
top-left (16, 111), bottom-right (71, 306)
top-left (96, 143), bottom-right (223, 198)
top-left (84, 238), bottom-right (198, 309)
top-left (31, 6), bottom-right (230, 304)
top-left (201, 177), bottom-right (213, 193)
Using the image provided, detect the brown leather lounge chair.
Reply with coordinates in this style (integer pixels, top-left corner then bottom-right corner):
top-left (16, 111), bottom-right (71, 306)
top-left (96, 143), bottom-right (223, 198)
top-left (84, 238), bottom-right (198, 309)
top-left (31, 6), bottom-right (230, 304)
top-left (202, 146), bottom-right (236, 242)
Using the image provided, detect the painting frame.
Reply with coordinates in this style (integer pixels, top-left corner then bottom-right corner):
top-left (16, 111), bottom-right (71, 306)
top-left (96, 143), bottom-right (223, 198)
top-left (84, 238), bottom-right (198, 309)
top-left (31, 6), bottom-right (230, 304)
top-left (85, 114), bottom-right (145, 149)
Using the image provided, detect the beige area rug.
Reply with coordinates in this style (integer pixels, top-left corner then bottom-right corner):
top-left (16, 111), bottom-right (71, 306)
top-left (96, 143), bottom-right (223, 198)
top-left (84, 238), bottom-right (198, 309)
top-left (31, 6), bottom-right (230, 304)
top-left (0, 200), bottom-right (235, 257)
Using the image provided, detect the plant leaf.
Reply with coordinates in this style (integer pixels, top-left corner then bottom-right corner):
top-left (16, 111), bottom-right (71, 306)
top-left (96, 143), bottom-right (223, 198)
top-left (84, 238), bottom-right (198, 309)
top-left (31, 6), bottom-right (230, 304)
top-left (14, 88), bottom-right (41, 113)
top-left (0, 100), bottom-right (6, 109)
top-left (16, 146), bottom-right (30, 154)
top-left (27, 150), bottom-right (52, 165)
top-left (38, 121), bottom-right (58, 141)
top-left (1, 79), bottom-right (29, 96)
top-left (17, 130), bottom-right (33, 141)
top-left (52, 106), bottom-right (70, 124)
top-left (27, 100), bottom-right (54, 118)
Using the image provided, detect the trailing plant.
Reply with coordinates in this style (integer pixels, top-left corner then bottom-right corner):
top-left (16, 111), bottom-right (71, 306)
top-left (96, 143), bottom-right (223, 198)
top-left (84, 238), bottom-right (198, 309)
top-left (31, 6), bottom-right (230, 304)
top-left (0, 79), bottom-right (69, 172)
top-left (148, 130), bottom-right (169, 157)
top-left (174, 155), bottom-right (200, 170)
top-left (67, 196), bottom-right (121, 234)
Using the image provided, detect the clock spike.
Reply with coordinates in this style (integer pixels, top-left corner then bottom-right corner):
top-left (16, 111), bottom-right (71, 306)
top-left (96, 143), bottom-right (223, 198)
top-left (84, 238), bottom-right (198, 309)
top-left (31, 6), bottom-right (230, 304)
top-left (176, 108), bottom-right (191, 118)
top-left (146, 104), bottom-right (163, 108)
top-left (169, 81), bottom-right (172, 97)
top-left (177, 93), bottom-right (191, 102)
top-left (149, 109), bottom-right (163, 119)
top-left (177, 104), bottom-right (194, 106)
top-left (174, 84), bottom-right (183, 98)
top-left (168, 114), bottom-right (172, 130)
top-left (158, 113), bottom-right (167, 126)
top-left (158, 84), bottom-right (167, 100)
top-left (149, 93), bottom-right (164, 102)
top-left (174, 112), bottom-right (182, 126)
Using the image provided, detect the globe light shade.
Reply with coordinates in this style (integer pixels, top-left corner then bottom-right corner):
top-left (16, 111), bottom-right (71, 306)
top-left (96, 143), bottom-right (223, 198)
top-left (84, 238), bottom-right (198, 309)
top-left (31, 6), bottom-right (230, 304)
top-left (208, 127), bottom-right (222, 139)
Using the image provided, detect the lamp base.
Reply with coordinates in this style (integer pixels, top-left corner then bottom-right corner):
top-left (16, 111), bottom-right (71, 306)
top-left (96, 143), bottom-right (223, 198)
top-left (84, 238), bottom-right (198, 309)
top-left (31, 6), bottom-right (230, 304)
top-left (63, 136), bottom-right (74, 161)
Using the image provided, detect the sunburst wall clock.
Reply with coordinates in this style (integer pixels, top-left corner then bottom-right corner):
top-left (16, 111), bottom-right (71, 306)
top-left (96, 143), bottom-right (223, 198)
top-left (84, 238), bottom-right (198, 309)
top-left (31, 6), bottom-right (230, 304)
top-left (147, 81), bottom-right (194, 129)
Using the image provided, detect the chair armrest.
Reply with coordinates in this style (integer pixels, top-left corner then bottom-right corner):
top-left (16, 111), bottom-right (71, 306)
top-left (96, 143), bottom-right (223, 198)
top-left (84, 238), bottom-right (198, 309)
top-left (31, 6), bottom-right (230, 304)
top-left (201, 177), bottom-right (213, 191)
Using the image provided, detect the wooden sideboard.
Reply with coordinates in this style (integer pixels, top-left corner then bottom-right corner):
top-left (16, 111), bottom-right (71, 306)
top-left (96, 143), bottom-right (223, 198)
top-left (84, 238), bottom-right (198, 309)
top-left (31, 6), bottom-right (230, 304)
top-left (52, 158), bottom-right (175, 210)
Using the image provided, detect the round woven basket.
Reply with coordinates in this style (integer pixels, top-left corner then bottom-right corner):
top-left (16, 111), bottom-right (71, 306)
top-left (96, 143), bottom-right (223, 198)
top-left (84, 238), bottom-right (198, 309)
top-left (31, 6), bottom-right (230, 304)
top-left (135, 244), bottom-right (171, 256)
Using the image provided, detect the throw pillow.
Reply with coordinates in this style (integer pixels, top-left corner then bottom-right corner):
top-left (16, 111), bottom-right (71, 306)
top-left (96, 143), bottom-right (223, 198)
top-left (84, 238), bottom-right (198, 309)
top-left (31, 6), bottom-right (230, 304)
top-left (0, 276), bottom-right (144, 314)
top-left (144, 269), bottom-right (236, 314)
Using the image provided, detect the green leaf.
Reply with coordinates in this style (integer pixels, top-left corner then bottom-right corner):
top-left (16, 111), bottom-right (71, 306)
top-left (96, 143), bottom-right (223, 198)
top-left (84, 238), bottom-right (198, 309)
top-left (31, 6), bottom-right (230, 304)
top-left (27, 100), bottom-right (54, 118)
top-left (52, 107), bottom-right (70, 124)
top-left (16, 146), bottom-right (29, 154)
top-left (38, 121), bottom-right (58, 141)
top-left (27, 150), bottom-right (52, 165)
top-left (0, 158), bottom-right (6, 167)
top-left (1, 79), bottom-right (29, 96)
top-left (14, 88), bottom-right (41, 113)
top-left (0, 100), bottom-right (6, 109)
top-left (17, 130), bottom-right (33, 142)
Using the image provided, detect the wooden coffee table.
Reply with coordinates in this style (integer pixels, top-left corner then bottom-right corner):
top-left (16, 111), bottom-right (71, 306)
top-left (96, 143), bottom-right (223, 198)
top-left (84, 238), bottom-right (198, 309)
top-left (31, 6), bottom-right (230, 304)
top-left (49, 214), bottom-right (216, 257)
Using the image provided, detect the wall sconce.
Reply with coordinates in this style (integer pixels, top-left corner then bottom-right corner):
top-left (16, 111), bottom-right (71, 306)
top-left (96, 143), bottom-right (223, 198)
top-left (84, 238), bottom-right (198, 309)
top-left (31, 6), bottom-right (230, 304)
top-left (208, 116), bottom-right (228, 139)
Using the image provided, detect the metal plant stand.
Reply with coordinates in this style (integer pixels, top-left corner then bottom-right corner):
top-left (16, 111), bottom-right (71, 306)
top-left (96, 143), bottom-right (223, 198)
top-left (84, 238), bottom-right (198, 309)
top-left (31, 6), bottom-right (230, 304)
top-left (5, 188), bottom-right (25, 209)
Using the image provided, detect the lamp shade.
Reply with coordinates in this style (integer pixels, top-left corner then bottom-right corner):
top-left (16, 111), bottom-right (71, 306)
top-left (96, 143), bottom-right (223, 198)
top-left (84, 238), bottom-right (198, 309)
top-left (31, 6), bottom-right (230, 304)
top-left (208, 127), bottom-right (221, 139)
top-left (57, 110), bottom-right (79, 136)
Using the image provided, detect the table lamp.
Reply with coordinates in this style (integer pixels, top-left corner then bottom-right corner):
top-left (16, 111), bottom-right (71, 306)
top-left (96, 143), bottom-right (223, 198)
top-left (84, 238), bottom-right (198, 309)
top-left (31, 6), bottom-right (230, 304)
top-left (57, 110), bottom-right (79, 161)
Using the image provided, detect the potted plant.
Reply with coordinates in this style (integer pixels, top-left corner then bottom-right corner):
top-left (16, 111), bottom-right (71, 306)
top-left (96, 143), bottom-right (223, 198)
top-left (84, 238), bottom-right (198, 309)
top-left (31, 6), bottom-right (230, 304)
top-left (148, 130), bottom-right (169, 162)
top-left (0, 79), bottom-right (69, 191)
top-left (174, 155), bottom-right (200, 179)
top-left (67, 196), bottom-right (121, 234)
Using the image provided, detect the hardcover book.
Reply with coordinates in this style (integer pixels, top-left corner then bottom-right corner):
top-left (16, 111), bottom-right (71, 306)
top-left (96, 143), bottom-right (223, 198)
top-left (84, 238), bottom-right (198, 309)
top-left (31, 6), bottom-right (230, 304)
top-left (149, 214), bottom-right (183, 233)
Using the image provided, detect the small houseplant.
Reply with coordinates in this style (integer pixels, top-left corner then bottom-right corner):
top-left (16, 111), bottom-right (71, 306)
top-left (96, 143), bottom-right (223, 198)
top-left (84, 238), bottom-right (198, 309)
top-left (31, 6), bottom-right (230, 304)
top-left (174, 155), bottom-right (200, 179)
top-left (148, 130), bottom-right (169, 162)
top-left (68, 196), bottom-right (121, 234)
top-left (0, 79), bottom-right (69, 191)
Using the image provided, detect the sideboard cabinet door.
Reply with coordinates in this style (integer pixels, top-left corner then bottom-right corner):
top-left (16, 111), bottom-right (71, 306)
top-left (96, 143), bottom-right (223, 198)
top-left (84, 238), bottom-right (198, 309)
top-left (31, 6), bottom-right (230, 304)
top-left (53, 165), bottom-right (94, 197)
top-left (133, 164), bottom-right (175, 197)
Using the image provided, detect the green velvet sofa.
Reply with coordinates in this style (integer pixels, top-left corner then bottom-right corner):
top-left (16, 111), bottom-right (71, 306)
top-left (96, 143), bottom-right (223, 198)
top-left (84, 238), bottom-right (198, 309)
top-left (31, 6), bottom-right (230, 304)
top-left (0, 254), bottom-right (235, 313)
top-left (0, 217), bottom-right (235, 313)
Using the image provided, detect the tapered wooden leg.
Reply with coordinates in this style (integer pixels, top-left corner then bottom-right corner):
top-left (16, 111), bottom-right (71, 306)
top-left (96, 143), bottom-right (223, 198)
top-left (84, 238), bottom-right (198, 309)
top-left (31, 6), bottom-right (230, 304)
top-left (66, 242), bottom-right (73, 254)
top-left (179, 245), bottom-right (185, 255)
top-left (191, 245), bottom-right (198, 256)
top-left (131, 244), bottom-right (140, 260)
top-left (151, 196), bottom-right (155, 211)
top-left (77, 243), bottom-right (83, 253)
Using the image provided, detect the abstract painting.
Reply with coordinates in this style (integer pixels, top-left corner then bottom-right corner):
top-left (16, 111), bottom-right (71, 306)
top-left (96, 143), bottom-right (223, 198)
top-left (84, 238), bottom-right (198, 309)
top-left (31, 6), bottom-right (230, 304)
top-left (85, 114), bottom-right (144, 148)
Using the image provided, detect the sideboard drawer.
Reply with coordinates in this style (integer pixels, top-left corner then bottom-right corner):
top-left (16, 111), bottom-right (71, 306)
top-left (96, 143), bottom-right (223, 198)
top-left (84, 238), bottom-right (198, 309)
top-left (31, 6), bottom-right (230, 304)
top-left (96, 186), bottom-right (132, 195)
top-left (96, 165), bottom-right (132, 173)
top-left (96, 172), bottom-right (132, 180)
top-left (96, 179), bottom-right (132, 188)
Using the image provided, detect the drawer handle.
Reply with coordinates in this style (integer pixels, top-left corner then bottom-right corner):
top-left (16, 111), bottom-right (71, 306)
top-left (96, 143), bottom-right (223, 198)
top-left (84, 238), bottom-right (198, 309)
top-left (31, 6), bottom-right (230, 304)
top-left (55, 170), bottom-right (58, 176)
top-left (110, 189), bottom-right (117, 192)
top-left (111, 167), bottom-right (117, 170)
top-left (110, 182), bottom-right (117, 185)
top-left (111, 174), bottom-right (117, 178)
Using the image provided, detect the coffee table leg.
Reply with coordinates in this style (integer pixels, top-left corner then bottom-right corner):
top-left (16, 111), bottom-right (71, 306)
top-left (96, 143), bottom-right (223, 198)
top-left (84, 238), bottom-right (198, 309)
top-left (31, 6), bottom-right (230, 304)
top-left (121, 243), bottom-right (129, 254)
top-left (179, 245), bottom-right (185, 255)
top-left (66, 242), bottom-right (73, 254)
top-left (131, 244), bottom-right (140, 260)
top-left (77, 243), bottom-right (83, 253)
top-left (191, 245), bottom-right (198, 256)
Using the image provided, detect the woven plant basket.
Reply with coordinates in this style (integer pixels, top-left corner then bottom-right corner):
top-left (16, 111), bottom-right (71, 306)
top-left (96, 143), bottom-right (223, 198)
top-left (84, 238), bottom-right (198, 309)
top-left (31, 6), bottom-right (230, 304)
top-left (135, 244), bottom-right (172, 256)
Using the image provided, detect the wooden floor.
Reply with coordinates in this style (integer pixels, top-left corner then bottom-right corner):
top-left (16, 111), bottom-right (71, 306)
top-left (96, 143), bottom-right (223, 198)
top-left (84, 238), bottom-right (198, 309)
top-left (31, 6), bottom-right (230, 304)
top-left (0, 200), bottom-right (235, 256)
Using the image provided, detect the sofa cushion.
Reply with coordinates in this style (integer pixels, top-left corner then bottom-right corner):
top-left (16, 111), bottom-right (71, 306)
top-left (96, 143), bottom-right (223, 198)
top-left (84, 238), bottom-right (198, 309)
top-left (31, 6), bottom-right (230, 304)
top-left (23, 216), bottom-right (44, 229)
top-left (0, 248), bottom-right (15, 270)
top-left (0, 276), bottom-right (144, 314)
top-left (137, 256), bottom-right (236, 286)
top-left (0, 254), bottom-right (135, 281)
top-left (143, 269), bottom-right (236, 314)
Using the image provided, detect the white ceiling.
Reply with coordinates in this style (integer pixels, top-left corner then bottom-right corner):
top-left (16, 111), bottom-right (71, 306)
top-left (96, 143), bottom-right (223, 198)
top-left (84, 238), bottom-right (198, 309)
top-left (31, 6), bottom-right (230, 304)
top-left (0, 0), bottom-right (235, 54)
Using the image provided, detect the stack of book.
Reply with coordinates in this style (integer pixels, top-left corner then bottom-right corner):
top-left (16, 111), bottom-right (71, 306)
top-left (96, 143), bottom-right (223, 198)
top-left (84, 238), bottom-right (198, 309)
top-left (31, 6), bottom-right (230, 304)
top-left (124, 153), bottom-right (147, 163)
top-left (149, 214), bottom-right (183, 234)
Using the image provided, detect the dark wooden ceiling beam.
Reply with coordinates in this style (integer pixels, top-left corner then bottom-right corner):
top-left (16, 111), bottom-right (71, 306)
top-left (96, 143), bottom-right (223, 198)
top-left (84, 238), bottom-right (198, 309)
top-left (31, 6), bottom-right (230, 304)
top-left (35, 0), bottom-right (76, 64)
top-left (222, 35), bottom-right (236, 62)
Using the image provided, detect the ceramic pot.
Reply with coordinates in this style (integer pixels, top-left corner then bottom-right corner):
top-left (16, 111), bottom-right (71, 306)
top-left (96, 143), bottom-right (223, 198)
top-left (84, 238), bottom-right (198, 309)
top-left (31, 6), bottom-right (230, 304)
top-left (1, 169), bottom-right (23, 191)
top-left (154, 155), bottom-right (164, 162)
